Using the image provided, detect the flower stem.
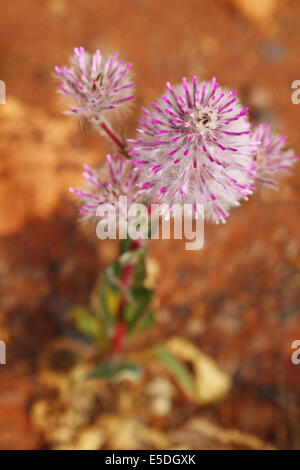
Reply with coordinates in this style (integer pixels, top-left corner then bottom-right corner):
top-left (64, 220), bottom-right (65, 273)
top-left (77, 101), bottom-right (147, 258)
top-left (112, 321), bottom-right (126, 355)
top-left (100, 121), bottom-right (125, 152)
top-left (111, 239), bottom-right (141, 356)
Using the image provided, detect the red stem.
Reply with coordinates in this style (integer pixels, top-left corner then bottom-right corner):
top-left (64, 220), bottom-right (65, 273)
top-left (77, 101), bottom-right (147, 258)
top-left (112, 322), bottom-right (126, 355)
top-left (111, 242), bottom-right (141, 355)
top-left (100, 121), bottom-right (125, 151)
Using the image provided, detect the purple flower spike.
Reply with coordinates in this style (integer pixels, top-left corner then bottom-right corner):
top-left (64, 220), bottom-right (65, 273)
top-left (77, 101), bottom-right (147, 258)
top-left (128, 77), bottom-right (259, 223)
top-left (70, 154), bottom-right (141, 220)
top-left (253, 124), bottom-right (299, 188)
top-left (55, 47), bottom-right (134, 121)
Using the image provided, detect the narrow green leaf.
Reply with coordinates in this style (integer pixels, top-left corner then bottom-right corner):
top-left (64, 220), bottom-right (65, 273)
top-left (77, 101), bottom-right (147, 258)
top-left (134, 309), bottom-right (156, 333)
top-left (155, 346), bottom-right (195, 396)
top-left (120, 238), bottom-right (133, 255)
top-left (71, 306), bottom-right (106, 342)
top-left (88, 361), bottom-right (141, 380)
top-left (124, 286), bottom-right (153, 327)
top-left (131, 251), bottom-right (147, 287)
top-left (99, 261), bottom-right (122, 327)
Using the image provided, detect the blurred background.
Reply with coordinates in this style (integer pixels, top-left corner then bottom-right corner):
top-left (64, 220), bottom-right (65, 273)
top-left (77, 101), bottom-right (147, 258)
top-left (0, 0), bottom-right (300, 450)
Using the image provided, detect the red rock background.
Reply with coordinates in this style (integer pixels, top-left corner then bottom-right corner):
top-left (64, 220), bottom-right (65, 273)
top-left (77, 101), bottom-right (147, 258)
top-left (0, 0), bottom-right (300, 450)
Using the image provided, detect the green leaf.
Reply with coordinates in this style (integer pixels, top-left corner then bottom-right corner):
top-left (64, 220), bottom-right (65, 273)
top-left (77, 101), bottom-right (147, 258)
top-left (134, 309), bottom-right (156, 333)
top-left (120, 238), bottom-right (133, 255)
top-left (155, 346), bottom-right (195, 396)
top-left (120, 247), bottom-right (146, 266)
top-left (124, 286), bottom-right (153, 328)
top-left (121, 149), bottom-right (132, 160)
top-left (88, 361), bottom-right (141, 380)
top-left (71, 306), bottom-right (106, 343)
top-left (99, 261), bottom-right (122, 327)
top-left (131, 251), bottom-right (147, 287)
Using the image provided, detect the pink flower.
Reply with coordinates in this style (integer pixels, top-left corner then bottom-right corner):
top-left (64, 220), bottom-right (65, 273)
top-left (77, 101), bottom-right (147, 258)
top-left (128, 77), bottom-right (258, 223)
top-left (55, 47), bottom-right (134, 121)
top-left (253, 124), bottom-right (299, 188)
top-left (70, 154), bottom-right (140, 219)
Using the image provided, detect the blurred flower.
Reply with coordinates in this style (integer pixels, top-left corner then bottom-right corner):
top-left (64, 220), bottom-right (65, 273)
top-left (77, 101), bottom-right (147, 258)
top-left (128, 77), bottom-right (258, 223)
top-left (70, 154), bottom-right (141, 220)
top-left (253, 123), bottom-right (299, 188)
top-left (55, 47), bottom-right (134, 121)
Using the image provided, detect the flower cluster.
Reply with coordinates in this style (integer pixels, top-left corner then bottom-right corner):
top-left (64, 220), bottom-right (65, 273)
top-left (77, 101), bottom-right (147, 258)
top-left (70, 154), bottom-right (141, 219)
top-left (253, 123), bottom-right (299, 188)
top-left (55, 47), bottom-right (134, 122)
top-left (128, 77), bottom-right (258, 223)
top-left (55, 48), bottom-right (298, 225)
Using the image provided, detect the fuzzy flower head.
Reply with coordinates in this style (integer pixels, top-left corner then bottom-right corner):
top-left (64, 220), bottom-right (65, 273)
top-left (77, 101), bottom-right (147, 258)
top-left (129, 77), bottom-right (259, 223)
top-left (253, 124), bottom-right (299, 188)
top-left (55, 47), bottom-right (134, 121)
top-left (70, 154), bottom-right (141, 224)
